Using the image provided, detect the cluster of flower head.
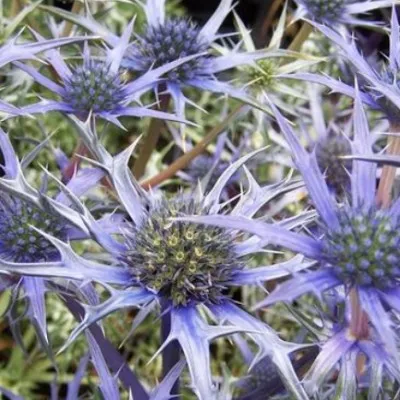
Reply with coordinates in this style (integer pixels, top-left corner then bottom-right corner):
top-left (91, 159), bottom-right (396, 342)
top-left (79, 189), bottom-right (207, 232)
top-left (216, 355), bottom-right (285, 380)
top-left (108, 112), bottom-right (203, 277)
top-left (1, 0), bottom-right (400, 399)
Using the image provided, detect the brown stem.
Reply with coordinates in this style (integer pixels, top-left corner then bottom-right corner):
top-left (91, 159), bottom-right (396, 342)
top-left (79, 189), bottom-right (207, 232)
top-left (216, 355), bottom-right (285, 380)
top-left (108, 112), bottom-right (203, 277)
top-left (132, 92), bottom-right (171, 179)
top-left (348, 288), bottom-right (369, 376)
top-left (141, 105), bottom-right (244, 190)
top-left (288, 22), bottom-right (313, 52)
top-left (349, 288), bottom-right (369, 340)
top-left (376, 122), bottom-right (400, 207)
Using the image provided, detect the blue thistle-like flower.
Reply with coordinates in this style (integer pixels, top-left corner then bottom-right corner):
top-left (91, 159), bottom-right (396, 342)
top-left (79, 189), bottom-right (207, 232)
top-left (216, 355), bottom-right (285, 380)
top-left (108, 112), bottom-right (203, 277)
top-left (307, 86), bottom-right (353, 195)
top-left (15, 26), bottom-right (196, 128)
top-left (124, 196), bottom-right (244, 306)
top-left (289, 8), bottom-right (400, 122)
top-left (46, 0), bottom-right (288, 123)
top-left (0, 127), bottom-right (111, 356)
top-left (4, 116), bottom-right (315, 400)
top-left (0, 30), bottom-right (90, 116)
top-left (294, 0), bottom-right (394, 26)
top-left (183, 91), bottom-right (400, 385)
top-left (125, 17), bottom-right (212, 83)
top-left (0, 195), bottom-right (66, 262)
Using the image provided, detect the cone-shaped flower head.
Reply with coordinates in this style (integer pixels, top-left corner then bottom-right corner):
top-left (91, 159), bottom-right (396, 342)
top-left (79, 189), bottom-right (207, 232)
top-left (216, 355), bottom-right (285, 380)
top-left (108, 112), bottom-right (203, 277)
top-left (321, 206), bottom-right (400, 288)
top-left (16, 25), bottom-right (197, 127)
top-left (127, 18), bottom-right (211, 83)
top-left (62, 59), bottom-right (127, 114)
top-left (0, 126), bottom-right (107, 353)
top-left (125, 196), bottom-right (243, 306)
top-left (298, 0), bottom-right (346, 23)
top-left (0, 196), bottom-right (66, 262)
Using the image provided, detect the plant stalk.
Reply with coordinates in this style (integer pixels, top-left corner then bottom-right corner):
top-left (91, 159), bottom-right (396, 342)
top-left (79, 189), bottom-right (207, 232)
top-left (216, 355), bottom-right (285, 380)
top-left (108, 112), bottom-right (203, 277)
top-left (141, 104), bottom-right (245, 189)
top-left (349, 288), bottom-right (369, 340)
top-left (133, 92), bottom-right (171, 179)
top-left (288, 22), bottom-right (312, 52)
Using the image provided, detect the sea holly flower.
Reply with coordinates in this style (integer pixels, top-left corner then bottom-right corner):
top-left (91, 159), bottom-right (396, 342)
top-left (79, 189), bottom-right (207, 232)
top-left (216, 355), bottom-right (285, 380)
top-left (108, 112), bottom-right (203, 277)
top-left (0, 29), bottom-right (91, 116)
top-left (288, 9), bottom-right (400, 122)
top-left (41, 0), bottom-right (291, 121)
top-left (0, 128), bottom-right (116, 354)
top-left (293, 0), bottom-right (395, 27)
top-left (124, 0), bottom-right (301, 120)
top-left (182, 90), bottom-right (400, 378)
top-left (15, 24), bottom-right (197, 128)
top-left (304, 85), bottom-right (353, 195)
top-left (0, 116), bottom-right (316, 399)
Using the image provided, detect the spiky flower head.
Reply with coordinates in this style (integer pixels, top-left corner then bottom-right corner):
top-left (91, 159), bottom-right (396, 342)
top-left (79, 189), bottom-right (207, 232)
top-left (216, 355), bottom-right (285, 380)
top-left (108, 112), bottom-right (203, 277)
top-left (126, 18), bottom-right (211, 83)
top-left (186, 93), bottom-right (400, 380)
top-left (16, 26), bottom-right (193, 127)
top-left (125, 196), bottom-right (242, 306)
top-left (30, 119), bottom-right (311, 400)
top-left (322, 207), bottom-right (400, 289)
top-left (61, 59), bottom-right (127, 115)
top-left (0, 196), bottom-right (66, 262)
top-left (315, 132), bottom-right (352, 193)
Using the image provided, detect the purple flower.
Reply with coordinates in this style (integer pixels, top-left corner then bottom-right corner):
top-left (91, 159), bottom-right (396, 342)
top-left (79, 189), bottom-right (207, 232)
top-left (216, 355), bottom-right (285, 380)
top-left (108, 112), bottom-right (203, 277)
top-left (294, 0), bottom-right (394, 26)
top-left (125, 0), bottom-right (294, 119)
top-left (45, 0), bottom-right (285, 122)
top-left (0, 31), bottom-right (90, 116)
top-left (289, 8), bottom-right (400, 122)
top-left (182, 90), bottom-right (400, 374)
top-left (0, 127), bottom-right (109, 355)
top-left (4, 117), bottom-right (314, 399)
top-left (15, 26), bottom-right (197, 128)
